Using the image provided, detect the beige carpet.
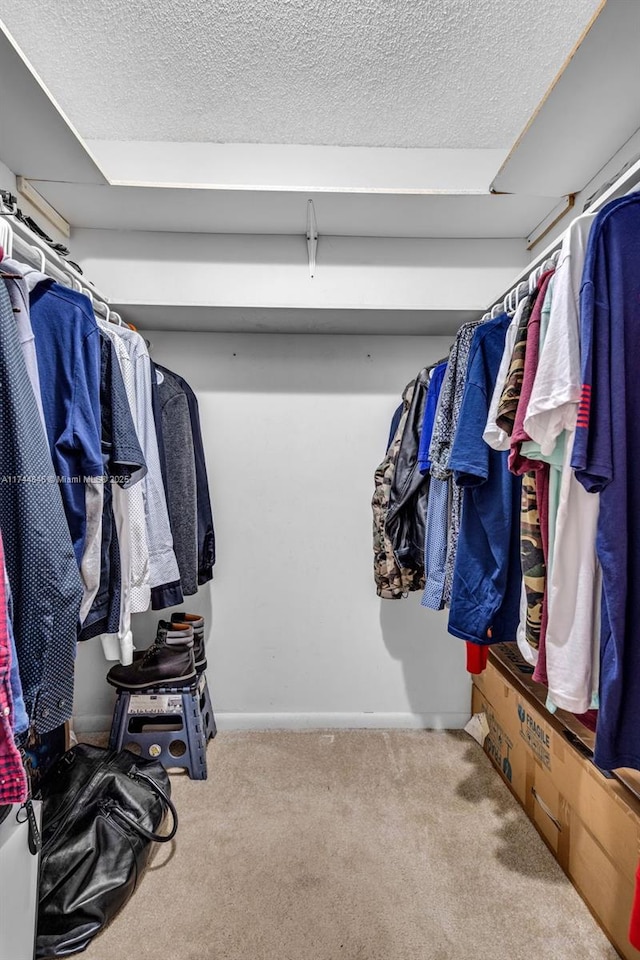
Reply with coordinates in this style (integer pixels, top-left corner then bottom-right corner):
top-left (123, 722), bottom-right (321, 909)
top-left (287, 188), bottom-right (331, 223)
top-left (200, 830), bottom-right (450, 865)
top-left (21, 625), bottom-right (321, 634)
top-left (81, 730), bottom-right (617, 960)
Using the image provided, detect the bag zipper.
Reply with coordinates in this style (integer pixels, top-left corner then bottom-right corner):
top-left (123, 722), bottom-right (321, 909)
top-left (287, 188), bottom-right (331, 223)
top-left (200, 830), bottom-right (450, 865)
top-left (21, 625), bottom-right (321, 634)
top-left (41, 752), bottom-right (122, 858)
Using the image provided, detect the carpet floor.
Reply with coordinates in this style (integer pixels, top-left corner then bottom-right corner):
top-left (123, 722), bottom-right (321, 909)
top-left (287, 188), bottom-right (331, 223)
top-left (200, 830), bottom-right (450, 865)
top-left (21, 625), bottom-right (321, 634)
top-left (81, 730), bottom-right (617, 960)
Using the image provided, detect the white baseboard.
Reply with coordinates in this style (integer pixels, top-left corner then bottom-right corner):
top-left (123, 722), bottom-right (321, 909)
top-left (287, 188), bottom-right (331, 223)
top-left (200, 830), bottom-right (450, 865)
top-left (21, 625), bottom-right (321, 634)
top-left (73, 711), bottom-right (471, 736)
top-left (213, 712), bottom-right (471, 731)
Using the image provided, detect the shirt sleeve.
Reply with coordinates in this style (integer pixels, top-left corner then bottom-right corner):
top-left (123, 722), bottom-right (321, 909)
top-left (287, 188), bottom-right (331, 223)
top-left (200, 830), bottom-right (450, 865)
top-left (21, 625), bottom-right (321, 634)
top-left (72, 327), bottom-right (104, 479)
top-left (132, 349), bottom-right (183, 604)
top-left (449, 345), bottom-right (490, 488)
top-left (109, 341), bottom-right (147, 488)
top-left (571, 273), bottom-right (613, 493)
top-left (495, 298), bottom-right (533, 436)
top-left (483, 309), bottom-right (521, 451)
top-left (524, 261), bottom-right (581, 454)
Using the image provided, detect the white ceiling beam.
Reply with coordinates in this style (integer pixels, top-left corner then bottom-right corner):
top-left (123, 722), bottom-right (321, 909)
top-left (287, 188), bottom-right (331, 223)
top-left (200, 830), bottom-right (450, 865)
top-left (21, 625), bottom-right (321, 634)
top-left (0, 20), bottom-right (108, 184)
top-left (491, 0), bottom-right (640, 197)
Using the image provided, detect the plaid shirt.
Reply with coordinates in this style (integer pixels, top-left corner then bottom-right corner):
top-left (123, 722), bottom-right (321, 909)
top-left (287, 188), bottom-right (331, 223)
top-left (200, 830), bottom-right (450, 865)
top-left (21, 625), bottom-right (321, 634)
top-left (0, 529), bottom-right (28, 804)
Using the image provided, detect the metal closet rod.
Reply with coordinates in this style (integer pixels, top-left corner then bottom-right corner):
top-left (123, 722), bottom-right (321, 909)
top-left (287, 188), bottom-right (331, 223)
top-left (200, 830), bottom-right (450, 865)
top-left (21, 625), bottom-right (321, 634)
top-left (484, 155), bottom-right (640, 320)
top-left (0, 198), bottom-right (123, 325)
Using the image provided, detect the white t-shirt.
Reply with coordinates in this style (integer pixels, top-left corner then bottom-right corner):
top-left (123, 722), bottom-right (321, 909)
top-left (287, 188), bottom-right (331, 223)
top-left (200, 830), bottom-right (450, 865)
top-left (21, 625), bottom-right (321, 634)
top-left (482, 298), bottom-right (527, 451)
top-left (523, 214), bottom-right (599, 714)
top-left (524, 215), bottom-right (595, 454)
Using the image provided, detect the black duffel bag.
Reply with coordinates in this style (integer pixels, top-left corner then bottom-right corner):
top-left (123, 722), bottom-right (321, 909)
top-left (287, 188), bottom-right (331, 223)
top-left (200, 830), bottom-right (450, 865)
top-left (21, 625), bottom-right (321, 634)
top-left (36, 743), bottom-right (178, 958)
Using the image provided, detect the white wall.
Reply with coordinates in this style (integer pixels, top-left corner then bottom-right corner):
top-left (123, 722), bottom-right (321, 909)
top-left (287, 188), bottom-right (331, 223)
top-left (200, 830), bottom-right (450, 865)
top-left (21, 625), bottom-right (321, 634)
top-left (73, 331), bottom-right (471, 732)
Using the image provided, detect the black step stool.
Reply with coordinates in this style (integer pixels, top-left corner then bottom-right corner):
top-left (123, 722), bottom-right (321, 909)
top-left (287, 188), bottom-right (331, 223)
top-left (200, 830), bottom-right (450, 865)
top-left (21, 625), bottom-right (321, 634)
top-left (109, 673), bottom-right (216, 780)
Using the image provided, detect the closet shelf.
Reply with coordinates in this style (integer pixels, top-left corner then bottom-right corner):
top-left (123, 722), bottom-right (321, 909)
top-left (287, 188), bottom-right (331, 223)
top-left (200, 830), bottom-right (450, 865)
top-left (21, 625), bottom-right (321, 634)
top-left (28, 181), bottom-right (560, 239)
top-left (108, 304), bottom-right (479, 337)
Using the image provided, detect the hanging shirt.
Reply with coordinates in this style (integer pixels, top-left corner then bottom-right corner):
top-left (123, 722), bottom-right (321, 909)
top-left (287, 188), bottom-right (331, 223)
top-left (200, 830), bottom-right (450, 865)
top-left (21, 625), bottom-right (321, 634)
top-left (0, 279), bottom-right (83, 734)
top-left (83, 333), bottom-right (147, 662)
top-left (483, 297), bottom-right (530, 451)
top-left (0, 260), bottom-right (46, 429)
top-left (0, 530), bottom-right (28, 805)
top-left (495, 291), bottom-right (538, 436)
top-left (429, 322), bottom-right (483, 479)
top-left (507, 273), bottom-right (555, 676)
top-left (509, 271), bottom-right (555, 474)
top-left (109, 326), bottom-right (183, 610)
top-left (418, 361), bottom-right (448, 475)
top-left (420, 477), bottom-right (449, 611)
top-left (520, 278), bottom-right (561, 568)
top-left (524, 215), bottom-right (596, 452)
top-left (99, 325), bottom-right (150, 617)
top-left (4, 568), bottom-right (28, 736)
top-left (373, 380), bottom-right (422, 599)
top-left (571, 194), bottom-right (640, 770)
top-left (155, 367), bottom-right (198, 596)
top-left (448, 314), bottom-right (522, 645)
top-left (29, 281), bottom-right (104, 565)
top-left (429, 320), bottom-right (484, 605)
top-left (523, 216), bottom-right (600, 715)
top-left (8, 266), bottom-right (106, 620)
top-left (419, 361), bottom-right (449, 610)
top-left (156, 364), bottom-right (216, 586)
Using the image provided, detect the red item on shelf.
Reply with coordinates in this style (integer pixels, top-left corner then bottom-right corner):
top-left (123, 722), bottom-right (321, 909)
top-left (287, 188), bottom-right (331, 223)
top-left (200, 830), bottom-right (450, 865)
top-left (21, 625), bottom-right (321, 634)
top-left (629, 862), bottom-right (640, 949)
top-left (466, 642), bottom-right (489, 675)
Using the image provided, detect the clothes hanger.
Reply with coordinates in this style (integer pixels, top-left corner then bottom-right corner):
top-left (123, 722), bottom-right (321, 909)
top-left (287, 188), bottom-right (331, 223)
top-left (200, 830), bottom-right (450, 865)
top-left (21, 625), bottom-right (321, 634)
top-left (0, 216), bottom-right (14, 258)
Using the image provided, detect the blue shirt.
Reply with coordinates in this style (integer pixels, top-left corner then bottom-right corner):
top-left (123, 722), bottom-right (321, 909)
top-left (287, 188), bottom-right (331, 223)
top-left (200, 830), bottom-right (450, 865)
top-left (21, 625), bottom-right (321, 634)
top-left (571, 194), bottom-right (640, 771)
top-left (448, 315), bottom-right (522, 645)
top-left (0, 280), bottom-right (83, 733)
top-left (29, 281), bottom-right (103, 564)
top-left (418, 361), bottom-right (448, 475)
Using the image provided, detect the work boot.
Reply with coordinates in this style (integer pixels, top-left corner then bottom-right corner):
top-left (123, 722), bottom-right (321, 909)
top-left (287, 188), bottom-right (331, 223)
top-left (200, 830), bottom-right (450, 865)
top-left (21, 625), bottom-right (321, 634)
top-left (170, 613), bottom-right (206, 672)
top-left (133, 613), bottom-right (207, 672)
top-left (107, 620), bottom-right (196, 690)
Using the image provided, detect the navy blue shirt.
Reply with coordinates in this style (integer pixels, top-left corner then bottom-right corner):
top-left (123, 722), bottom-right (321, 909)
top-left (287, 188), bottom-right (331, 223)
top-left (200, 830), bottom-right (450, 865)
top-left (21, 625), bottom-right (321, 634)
top-left (80, 335), bottom-right (146, 641)
top-left (156, 365), bottom-right (216, 585)
top-left (418, 361), bottom-right (448, 475)
top-left (448, 315), bottom-right (522, 645)
top-left (0, 280), bottom-right (83, 733)
top-left (571, 194), bottom-right (640, 771)
top-left (29, 281), bottom-right (103, 564)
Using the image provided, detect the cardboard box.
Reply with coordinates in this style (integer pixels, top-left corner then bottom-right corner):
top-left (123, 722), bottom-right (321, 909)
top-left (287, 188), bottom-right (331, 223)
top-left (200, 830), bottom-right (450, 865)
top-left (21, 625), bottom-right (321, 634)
top-left (472, 648), bottom-right (640, 960)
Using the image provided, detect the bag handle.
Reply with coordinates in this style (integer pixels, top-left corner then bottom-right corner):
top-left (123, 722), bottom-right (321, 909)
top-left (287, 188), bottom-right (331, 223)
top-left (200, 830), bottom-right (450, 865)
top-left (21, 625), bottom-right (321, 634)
top-left (104, 772), bottom-right (178, 843)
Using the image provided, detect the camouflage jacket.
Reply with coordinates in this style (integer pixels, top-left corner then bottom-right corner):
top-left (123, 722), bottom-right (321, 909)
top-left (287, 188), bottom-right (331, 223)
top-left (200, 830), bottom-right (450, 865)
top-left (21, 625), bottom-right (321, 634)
top-left (372, 380), bottom-right (426, 599)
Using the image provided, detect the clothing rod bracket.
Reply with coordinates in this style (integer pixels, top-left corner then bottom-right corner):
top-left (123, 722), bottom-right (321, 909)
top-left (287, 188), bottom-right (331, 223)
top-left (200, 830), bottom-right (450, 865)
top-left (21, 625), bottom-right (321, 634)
top-left (306, 200), bottom-right (318, 279)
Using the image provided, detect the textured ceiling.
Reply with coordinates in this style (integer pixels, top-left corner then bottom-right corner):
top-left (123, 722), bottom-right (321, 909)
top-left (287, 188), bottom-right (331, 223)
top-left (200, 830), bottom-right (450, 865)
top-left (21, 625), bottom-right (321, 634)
top-left (0, 0), bottom-right (602, 148)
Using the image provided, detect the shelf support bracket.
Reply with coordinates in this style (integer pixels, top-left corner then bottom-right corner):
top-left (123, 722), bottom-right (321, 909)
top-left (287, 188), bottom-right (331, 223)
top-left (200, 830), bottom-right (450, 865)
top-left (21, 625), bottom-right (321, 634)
top-left (306, 199), bottom-right (318, 278)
